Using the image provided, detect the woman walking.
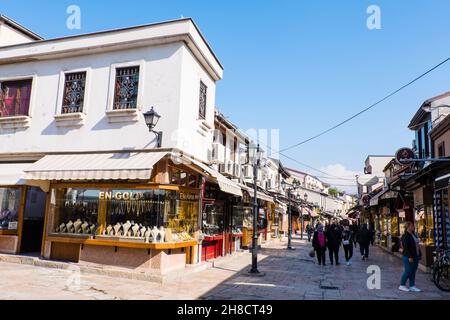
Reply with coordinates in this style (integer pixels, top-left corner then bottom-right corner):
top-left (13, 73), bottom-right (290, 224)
top-left (312, 224), bottom-right (327, 266)
top-left (342, 225), bottom-right (354, 266)
top-left (399, 222), bottom-right (422, 292)
top-left (326, 223), bottom-right (342, 265)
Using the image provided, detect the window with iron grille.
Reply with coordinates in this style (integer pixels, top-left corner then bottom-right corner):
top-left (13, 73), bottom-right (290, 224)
top-left (199, 81), bottom-right (207, 119)
top-left (0, 79), bottom-right (32, 117)
top-left (113, 66), bottom-right (140, 110)
top-left (62, 72), bottom-right (86, 114)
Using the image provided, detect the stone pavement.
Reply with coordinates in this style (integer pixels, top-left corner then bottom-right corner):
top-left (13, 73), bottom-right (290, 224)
top-left (0, 237), bottom-right (448, 300)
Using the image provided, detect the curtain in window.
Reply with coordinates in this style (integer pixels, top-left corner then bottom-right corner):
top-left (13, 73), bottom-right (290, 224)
top-left (0, 80), bottom-right (32, 117)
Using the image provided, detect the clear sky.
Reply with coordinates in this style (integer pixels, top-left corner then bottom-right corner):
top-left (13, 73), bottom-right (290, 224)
top-left (2, 0), bottom-right (450, 193)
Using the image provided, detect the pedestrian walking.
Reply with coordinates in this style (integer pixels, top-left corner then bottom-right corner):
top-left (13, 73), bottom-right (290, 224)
top-left (312, 224), bottom-right (327, 266)
top-left (306, 224), bottom-right (313, 242)
top-left (352, 224), bottom-right (359, 248)
top-left (342, 225), bottom-right (354, 265)
top-left (369, 227), bottom-right (375, 246)
top-left (358, 224), bottom-right (371, 260)
top-left (399, 221), bottom-right (422, 292)
top-left (325, 223), bottom-right (342, 265)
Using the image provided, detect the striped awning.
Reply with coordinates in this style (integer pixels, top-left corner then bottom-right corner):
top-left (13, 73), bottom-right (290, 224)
top-left (187, 159), bottom-right (243, 197)
top-left (24, 152), bottom-right (168, 181)
top-left (240, 183), bottom-right (274, 203)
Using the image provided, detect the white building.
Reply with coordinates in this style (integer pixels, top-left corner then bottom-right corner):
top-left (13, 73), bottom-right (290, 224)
top-left (0, 17), bottom-right (255, 274)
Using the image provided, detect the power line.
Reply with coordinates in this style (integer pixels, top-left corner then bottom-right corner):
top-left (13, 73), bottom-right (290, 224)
top-left (258, 139), bottom-right (358, 182)
top-left (270, 56), bottom-right (450, 156)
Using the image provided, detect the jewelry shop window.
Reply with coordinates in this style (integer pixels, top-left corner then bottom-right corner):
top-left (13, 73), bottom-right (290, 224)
top-left (0, 188), bottom-right (21, 230)
top-left (52, 189), bottom-right (100, 236)
top-left (202, 202), bottom-right (224, 236)
top-left (51, 188), bottom-right (199, 243)
top-left (113, 66), bottom-right (140, 110)
top-left (62, 72), bottom-right (86, 114)
top-left (0, 79), bottom-right (32, 117)
top-left (102, 190), bottom-right (198, 242)
top-left (232, 206), bottom-right (267, 232)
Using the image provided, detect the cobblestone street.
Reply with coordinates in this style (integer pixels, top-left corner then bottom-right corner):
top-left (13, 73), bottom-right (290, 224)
top-left (0, 237), bottom-right (448, 300)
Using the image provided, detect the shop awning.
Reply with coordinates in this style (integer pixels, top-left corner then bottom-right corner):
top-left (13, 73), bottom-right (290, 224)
top-left (24, 152), bottom-right (168, 181)
top-left (0, 163), bottom-right (30, 185)
top-left (240, 183), bottom-right (274, 203)
top-left (369, 187), bottom-right (393, 206)
top-left (187, 159), bottom-right (243, 197)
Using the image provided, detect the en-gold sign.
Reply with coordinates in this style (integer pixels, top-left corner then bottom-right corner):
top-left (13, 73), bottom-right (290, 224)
top-left (99, 191), bottom-right (144, 201)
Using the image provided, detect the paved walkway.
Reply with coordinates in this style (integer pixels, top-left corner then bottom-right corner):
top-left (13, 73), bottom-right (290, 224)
top-left (0, 237), bottom-right (448, 300)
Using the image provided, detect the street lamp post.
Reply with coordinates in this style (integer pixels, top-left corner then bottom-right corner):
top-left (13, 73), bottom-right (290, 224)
top-left (301, 193), bottom-right (308, 240)
top-left (249, 143), bottom-right (264, 275)
top-left (282, 180), bottom-right (299, 250)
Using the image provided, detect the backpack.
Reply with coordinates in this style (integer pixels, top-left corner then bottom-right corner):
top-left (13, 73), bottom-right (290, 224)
top-left (318, 232), bottom-right (325, 247)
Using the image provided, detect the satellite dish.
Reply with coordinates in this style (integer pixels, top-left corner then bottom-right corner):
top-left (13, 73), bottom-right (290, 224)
top-left (357, 174), bottom-right (380, 187)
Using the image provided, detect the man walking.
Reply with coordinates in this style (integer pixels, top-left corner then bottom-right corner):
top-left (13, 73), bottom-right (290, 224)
top-left (358, 224), bottom-right (371, 260)
top-left (326, 222), bottom-right (342, 265)
top-left (306, 224), bottom-right (313, 242)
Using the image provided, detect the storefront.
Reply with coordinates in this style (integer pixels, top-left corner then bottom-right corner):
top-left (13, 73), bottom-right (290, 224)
top-left (21, 150), bottom-right (242, 275)
top-left (200, 180), bottom-right (243, 261)
top-left (0, 163), bottom-right (47, 255)
top-left (434, 174), bottom-right (450, 252)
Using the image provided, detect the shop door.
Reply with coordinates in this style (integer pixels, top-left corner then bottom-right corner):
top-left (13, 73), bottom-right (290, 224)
top-left (20, 187), bottom-right (47, 254)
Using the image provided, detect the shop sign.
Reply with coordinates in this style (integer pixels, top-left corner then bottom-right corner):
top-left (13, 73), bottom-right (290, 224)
top-left (8, 221), bottom-right (18, 230)
top-left (362, 194), bottom-right (371, 206)
top-left (179, 192), bottom-right (199, 201)
top-left (99, 191), bottom-right (144, 201)
top-left (395, 148), bottom-right (415, 166)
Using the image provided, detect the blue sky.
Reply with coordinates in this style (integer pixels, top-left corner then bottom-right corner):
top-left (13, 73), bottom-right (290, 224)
top-left (2, 0), bottom-right (450, 192)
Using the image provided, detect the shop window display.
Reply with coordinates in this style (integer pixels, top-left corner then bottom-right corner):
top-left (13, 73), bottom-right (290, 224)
top-left (202, 203), bottom-right (224, 236)
top-left (53, 188), bottom-right (100, 236)
top-left (416, 205), bottom-right (434, 245)
top-left (232, 206), bottom-right (267, 231)
top-left (51, 188), bottom-right (199, 243)
top-left (0, 188), bottom-right (21, 230)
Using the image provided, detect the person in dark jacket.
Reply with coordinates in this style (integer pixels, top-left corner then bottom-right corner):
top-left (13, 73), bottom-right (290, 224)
top-left (358, 224), bottom-right (371, 260)
top-left (306, 224), bottom-right (314, 242)
top-left (399, 221), bottom-right (422, 292)
top-left (341, 225), bottom-right (354, 265)
top-left (312, 224), bottom-right (327, 265)
top-left (352, 224), bottom-right (359, 248)
top-left (325, 223), bottom-right (342, 265)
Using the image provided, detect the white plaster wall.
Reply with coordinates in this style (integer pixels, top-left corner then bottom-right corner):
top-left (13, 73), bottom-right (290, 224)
top-left (431, 96), bottom-right (450, 126)
top-left (177, 44), bottom-right (217, 161)
top-left (0, 23), bottom-right (34, 47)
top-left (0, 42), bottom-right (214, 162)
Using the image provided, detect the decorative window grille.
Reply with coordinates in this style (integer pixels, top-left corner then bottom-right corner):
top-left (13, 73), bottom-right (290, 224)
top-left (62, 72), bottom-right (86, 114)
top-left (0, 79), bottom-right (32, 117)
top-left (199, 81), bottom-right (207, 119)
top-left (113, 66), bottom-right (140, 110)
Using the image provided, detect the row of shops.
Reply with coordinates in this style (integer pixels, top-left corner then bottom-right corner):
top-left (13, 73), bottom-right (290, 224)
top-left (0, 150), bottom-right (302, 275)
top-left (352, 93), bottom-right (450, 270)
top-left (354, 164), bottom-right (449, 269)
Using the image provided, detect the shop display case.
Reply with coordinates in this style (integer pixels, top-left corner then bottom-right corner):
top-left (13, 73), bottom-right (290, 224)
top-left (49, 187), bottom-right (199, 244)
top-left (51, 188), bottom-right (99, 239)
top-left (202, 203), bottom-right (224, 237)
top-left (0, 188), bottom-right (21, 231)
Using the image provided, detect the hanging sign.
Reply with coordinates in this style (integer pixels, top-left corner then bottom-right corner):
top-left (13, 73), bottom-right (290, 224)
top-left (395, 148), bottom-right (415, 166)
